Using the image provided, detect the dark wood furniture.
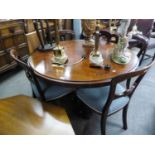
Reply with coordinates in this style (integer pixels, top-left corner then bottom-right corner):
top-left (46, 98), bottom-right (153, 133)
top-left (0, 19), bottom-right (29, 74)
top-left (32, 19), bottom-right (75, 50)
top-left (128, 19), bottom-right (155, 66)
top-left (24, 19), bottom-right (73, 34)
top-left (25, 21), bottom-right (75, 54)
top-left (100, 30), bottom-right (119, 43)
top-left (0, 95), bottom-right (74, 134)
top-left (10, 49), bottom-right (74, 101)
top-left (29, 40), bottom-right (139, 88)
top-left (76, 59), bottom-right (154, 134)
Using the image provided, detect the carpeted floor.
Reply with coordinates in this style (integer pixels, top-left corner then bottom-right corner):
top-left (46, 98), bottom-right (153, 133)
top-left (1, 50), bottom-right (155, 135)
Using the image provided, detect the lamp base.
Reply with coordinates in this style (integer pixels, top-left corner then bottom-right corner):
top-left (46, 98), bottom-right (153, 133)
top-left (51, 45), bottom-right (68, 65)
top-left (89, 51), bottom-right (104, 66)
top-left (111, 50), bottom-right (131, 64)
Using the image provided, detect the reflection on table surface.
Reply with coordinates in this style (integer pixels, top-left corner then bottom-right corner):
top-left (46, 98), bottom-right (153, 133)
top-left (29, 40), bottom-right (139, 87)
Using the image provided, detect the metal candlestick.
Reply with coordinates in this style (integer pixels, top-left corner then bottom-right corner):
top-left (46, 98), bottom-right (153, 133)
top-left (82, 19), bottom-right (96, 47)
top-left (51, 19), bottom-right (68, 65)
top-left (89, 25), bottom-right (104, 66)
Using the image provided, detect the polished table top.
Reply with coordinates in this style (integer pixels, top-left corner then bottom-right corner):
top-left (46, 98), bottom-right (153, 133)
top-left (29, 40), bottom-right (139, 87)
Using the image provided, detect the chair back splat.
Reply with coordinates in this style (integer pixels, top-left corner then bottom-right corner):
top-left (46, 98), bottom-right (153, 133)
top-left (10, 49), bottom-right (45, 100)
top-left (128, 19), bottom-right (155, 66)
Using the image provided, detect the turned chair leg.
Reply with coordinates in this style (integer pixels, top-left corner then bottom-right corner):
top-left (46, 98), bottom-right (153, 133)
top-left (122, 104), bottom-right (129, 130)
top-left (101, 113), bottom-right (108, 135)
top-left (139, 52), bottom-right (145, 66)
top-left (152, 51), bottom-right (155, 61)
top-left (139, 45), bottom-right (147, 66)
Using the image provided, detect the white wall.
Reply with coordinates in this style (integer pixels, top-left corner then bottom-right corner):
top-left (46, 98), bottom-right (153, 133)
top-left (73, 19), bottom-right (82, 39)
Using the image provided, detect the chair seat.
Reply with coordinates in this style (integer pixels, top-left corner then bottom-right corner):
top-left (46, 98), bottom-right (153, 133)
top-left (32, 78), bottom-right (74, 101)
top-left (76, 84), bottom-right (129, 115)
top-left (148, 37), bottom-right (155, 49)
top-left (44, 85), bottom-right (74, 101)
top-left (0, 95), bottom-right (74, 135)
top-left (151, 32), bottom-right (155, 38)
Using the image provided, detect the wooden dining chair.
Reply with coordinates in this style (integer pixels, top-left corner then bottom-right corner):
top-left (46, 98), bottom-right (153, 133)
top-left (32, 19), bottom-right (75, 50)
top-left (48, 19), bottom-right (75, 41)
top-left (76, 60), bottom-right (155, 135)
top-left (26, 20), bottom-right (75, 54)
top-left (10, 49), bottom-right (75, 102)
top-left (100, 30), bottom-right (119, 44)
top-left (128, 19), bottom-right (155, 66)
top-left (0, 95), bottom-right (74, 135)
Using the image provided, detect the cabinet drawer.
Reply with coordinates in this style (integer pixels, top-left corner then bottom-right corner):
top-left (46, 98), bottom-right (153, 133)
top-left (0, 51), bottom-right (14, 68)
top-left (0, 34), bottom-right (26, 50)
top-left (0, 22), bottom-right (24, 37)
top-left (0, 27), bottom-right (24, 37)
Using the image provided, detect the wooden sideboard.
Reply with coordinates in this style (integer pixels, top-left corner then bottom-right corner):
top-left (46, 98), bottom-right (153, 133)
top-left (0, 19), bottom-right (29, 74)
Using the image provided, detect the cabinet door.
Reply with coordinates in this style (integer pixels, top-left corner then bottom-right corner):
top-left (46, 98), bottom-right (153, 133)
top-left (0, 51), bottom-right (16, 73)
top-left (2, 37), bottom-right (14, 50)
top-left (0, 39), bottom-right (4, 51)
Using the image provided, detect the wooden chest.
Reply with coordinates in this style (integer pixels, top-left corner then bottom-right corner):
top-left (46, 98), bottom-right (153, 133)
top-left (0, 20), bottom-right (29, 74)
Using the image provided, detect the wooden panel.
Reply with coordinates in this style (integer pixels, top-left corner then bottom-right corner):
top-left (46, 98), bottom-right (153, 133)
top-left (1, 34), bottom-right (26, 50)
top-left (14, 34), bottom-right (26, 45)
top-left (24, 19), bottom-right (35, 33)
top-left (0, 39), bottom-right (4, 51)
top-left (26, 31), bottom-right (40, 54)
top-left (0, 51), bottom-right (17, 73)
top-left (0, 52), bottom-right (11, 67)
top-left (3, 37), bottom-right (14, 49)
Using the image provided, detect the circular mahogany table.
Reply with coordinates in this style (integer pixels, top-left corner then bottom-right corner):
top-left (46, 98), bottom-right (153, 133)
top-left (29, 40), bottom-right (139, 88)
